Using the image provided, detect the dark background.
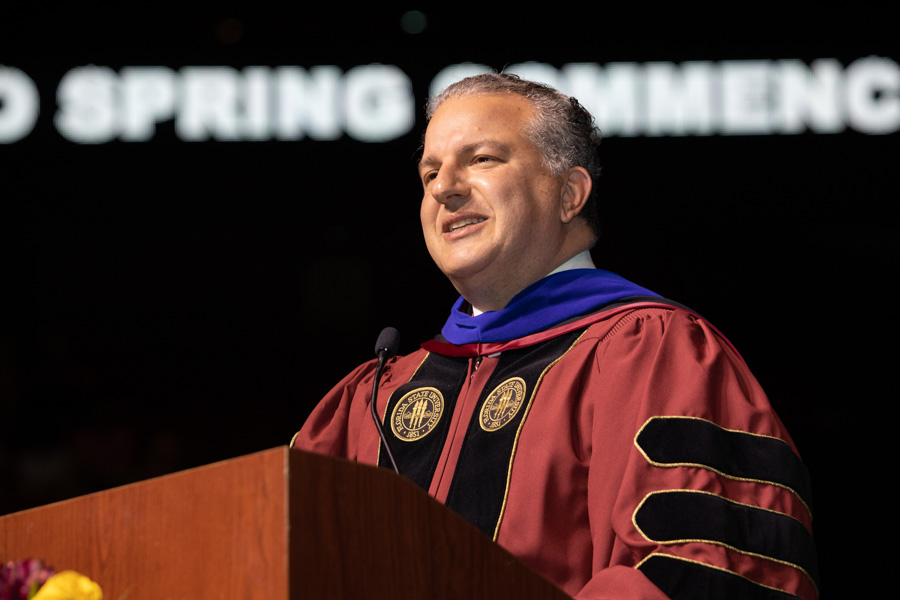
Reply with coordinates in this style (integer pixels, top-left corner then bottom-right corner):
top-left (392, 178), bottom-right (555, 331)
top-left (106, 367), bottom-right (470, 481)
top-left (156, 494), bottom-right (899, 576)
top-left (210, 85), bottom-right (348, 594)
top-left (1, 6), bottom-right (896, 597)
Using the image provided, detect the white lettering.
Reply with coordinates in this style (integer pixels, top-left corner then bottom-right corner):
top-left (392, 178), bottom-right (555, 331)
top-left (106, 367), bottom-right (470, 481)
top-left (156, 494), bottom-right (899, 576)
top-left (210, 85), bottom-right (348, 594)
top-left (177, 67), bottom-right (240, 141)
top-left (429, 63), bottom-right (492, 99)
top-left (20, 57), bottom-right (892, 145)
top-left (776, 59), bottom-right (843, 134)
top-left (562, 63), bottom-right (641, 136)
top-left (845, 56), bottom-right (900, 134)
top-left (121, 67), bottom-right (176, 141)
top-left (275, 66), bottom-right (342, 140)
top-left (0, 67), bottom-right (40, 143)
top-left (507, 62), bottom-right (562, 89)
top-left (55, 66), bottom-right (118, 144)
top-left (239, 67), bottom-right (270, 140)
top-left (644, 61), bottom-right (715, 136)
top-left (720, 61), bottom-right (773, 135)
top-left (344, 64), bottom-right (414, 142)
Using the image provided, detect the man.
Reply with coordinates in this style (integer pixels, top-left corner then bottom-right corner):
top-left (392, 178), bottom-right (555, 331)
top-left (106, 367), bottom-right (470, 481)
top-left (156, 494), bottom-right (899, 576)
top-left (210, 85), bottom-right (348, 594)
top-left (292, 74), bottom-right (817, 600)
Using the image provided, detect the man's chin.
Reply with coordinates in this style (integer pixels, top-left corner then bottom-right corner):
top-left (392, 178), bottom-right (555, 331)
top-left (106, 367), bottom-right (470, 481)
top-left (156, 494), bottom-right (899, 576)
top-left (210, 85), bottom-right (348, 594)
top-left (440, 262), bottom-right (491, 287)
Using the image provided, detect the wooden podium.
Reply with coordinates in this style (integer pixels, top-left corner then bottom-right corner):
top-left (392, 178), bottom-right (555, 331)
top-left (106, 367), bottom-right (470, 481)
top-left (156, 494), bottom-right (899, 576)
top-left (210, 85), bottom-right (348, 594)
top-left (1, 447), bottom-right (570, 599)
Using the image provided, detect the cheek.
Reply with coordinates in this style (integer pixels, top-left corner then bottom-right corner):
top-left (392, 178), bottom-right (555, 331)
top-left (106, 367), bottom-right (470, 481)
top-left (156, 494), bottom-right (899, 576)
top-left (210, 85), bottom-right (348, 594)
top-left (420, 198), bottom-right (441, 242)
top-left (420, 209), bottom-right (443, 266)
top-left (421, 199), bottom-right (434, 224)
top-left (420, 194), bottom-right (433, 220)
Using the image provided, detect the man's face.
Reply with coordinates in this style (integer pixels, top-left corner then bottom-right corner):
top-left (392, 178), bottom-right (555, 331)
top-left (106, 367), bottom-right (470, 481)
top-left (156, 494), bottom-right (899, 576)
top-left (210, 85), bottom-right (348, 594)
top-left (418, 93), bottom-right (568, 309)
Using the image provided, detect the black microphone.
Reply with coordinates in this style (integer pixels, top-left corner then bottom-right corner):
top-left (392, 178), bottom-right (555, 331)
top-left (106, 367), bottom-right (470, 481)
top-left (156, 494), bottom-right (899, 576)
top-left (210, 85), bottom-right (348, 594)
top-left (371, 327), bottom-right (401, 476)
top-left (374, 326), bottom-right (400, 359)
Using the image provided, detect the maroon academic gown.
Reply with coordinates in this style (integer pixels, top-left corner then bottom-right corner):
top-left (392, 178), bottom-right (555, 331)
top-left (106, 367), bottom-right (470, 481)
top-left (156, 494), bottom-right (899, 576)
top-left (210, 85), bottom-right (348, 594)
top-left (292, 302), bottom-right (817, 600)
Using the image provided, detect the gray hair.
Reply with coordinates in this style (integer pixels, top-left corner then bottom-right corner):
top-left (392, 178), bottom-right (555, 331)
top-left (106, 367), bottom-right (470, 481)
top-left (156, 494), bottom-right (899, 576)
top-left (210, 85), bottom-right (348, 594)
top-left (425, 73), bottom-right (602, 239)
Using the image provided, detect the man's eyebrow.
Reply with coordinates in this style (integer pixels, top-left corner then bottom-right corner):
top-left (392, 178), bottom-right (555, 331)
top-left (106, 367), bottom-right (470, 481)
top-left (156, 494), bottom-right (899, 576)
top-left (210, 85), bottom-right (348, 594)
top-left (417, 141), bottom-right (512, 172)
top-left (418, 155), bottom-right (439, 173)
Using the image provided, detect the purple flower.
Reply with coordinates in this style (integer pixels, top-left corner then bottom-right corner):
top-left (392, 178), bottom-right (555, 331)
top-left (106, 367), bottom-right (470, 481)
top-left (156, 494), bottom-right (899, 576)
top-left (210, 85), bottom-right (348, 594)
top-left (0, 560), bottom-right (56, 600)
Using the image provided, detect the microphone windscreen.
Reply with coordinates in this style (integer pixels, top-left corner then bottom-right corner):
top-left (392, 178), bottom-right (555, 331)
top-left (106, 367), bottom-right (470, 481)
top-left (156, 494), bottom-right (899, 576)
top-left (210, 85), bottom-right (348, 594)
top-left (374, 327), bottom-right (400, 358)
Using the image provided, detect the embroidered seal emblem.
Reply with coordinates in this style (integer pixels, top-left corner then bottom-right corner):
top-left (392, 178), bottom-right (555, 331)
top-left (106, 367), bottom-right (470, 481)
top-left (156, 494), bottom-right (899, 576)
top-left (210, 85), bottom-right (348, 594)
top-left (391, 387), bottom-right (444, 442)
top-left (480, 377), bottom-right (527, 432)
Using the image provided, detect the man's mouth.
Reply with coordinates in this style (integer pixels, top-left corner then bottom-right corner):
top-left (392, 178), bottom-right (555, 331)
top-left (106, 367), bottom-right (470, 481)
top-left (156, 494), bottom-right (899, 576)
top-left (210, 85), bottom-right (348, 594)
top-left (448, 217), bottom-right (486, 232)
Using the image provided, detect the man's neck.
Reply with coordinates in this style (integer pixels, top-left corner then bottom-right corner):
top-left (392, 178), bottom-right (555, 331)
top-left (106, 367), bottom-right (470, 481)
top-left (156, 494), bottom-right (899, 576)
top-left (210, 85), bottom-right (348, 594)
top-left (471, 250), bottom-right (596, 316)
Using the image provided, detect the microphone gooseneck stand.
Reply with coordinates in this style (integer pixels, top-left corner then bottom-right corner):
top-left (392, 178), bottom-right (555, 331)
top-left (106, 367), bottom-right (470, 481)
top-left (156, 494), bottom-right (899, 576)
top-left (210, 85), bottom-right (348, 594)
top-left (370, 327), bottom-right (401, 476)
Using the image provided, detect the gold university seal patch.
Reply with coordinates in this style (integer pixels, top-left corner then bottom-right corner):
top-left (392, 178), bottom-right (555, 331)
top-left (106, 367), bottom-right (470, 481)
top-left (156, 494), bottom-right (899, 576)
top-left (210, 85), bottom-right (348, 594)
top-left (480, 377), bottom-right (527, 431)
top-left (391, 387), bottom-right (444, 442)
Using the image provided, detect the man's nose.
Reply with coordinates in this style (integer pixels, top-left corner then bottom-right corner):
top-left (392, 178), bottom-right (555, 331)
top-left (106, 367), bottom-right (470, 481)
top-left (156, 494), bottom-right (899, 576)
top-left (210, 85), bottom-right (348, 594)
top-left (431, 166), bottom-right (469, 205)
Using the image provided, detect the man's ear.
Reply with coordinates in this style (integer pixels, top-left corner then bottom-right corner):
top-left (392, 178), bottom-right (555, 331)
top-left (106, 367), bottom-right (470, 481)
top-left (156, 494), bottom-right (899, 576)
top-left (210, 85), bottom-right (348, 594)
top-left (559, 166), bottom-right (592, 224)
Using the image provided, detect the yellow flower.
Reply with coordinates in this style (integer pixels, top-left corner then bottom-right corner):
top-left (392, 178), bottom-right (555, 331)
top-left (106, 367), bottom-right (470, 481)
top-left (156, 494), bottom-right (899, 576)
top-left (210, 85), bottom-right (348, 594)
top-left (30, 571), bottom-right (102, 600)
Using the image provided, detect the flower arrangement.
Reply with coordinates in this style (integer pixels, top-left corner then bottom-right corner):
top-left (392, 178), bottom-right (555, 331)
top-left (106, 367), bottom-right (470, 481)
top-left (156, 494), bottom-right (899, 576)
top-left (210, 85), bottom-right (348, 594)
top-left (0, 561), bottom-right (101, 600)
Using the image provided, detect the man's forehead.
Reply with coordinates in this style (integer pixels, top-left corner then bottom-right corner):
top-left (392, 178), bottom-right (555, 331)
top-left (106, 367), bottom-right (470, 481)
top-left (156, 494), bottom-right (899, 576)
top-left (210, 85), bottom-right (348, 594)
top-left (419, 94), bottom-right (535, 166)
top-left (426, 93), bottom-right (534, 132)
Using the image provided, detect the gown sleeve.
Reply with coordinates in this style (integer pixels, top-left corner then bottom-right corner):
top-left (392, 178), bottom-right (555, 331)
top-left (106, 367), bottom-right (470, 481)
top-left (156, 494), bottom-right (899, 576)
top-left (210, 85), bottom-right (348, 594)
top-left (576, 307), bottom-right (817, 600)
top-left (290, 358), bottom-right (379, 461)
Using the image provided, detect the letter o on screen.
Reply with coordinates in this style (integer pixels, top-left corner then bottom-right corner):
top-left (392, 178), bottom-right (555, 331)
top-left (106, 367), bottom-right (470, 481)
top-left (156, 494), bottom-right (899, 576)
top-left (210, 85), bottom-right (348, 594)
top-left (0, 67), bottom-right (40, 143)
